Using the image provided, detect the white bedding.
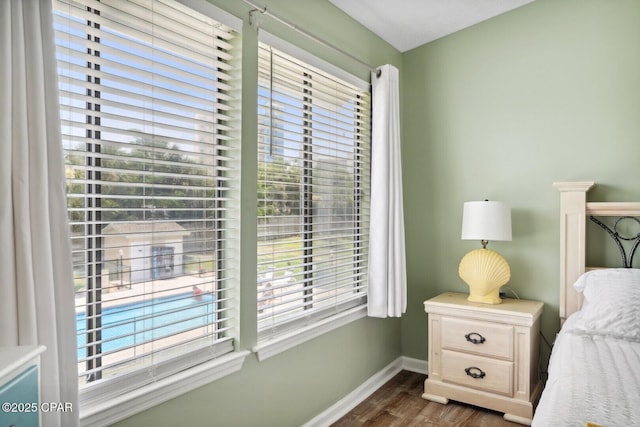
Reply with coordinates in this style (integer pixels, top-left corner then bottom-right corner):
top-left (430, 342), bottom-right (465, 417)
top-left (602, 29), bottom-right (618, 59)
top-left (532, 313), bottom-right (640, 427)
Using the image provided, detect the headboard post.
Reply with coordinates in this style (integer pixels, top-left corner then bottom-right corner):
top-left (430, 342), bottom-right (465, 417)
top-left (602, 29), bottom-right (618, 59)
top-left (553, 181), bottom-right (594, 323)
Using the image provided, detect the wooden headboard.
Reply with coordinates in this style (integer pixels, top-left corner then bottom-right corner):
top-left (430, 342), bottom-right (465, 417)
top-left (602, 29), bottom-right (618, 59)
top-left (554, 181), bottom-right (640, 324)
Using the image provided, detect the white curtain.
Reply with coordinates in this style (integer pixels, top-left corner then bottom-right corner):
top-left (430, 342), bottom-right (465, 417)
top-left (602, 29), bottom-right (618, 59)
top-left (0, 1), bottom-right (79, 426)
top-left (367, 64), bottom-right (407, 318)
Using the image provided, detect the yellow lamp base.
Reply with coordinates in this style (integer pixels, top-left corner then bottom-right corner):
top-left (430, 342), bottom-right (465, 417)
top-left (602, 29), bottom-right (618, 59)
top-left (458, 248), bottom-right (511, 305)
top-left (467, 289), bottom-right (502, 304)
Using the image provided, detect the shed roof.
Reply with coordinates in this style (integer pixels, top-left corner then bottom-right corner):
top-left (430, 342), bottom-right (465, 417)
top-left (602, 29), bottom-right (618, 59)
top-left (103, 222), bottom-right (190, 236)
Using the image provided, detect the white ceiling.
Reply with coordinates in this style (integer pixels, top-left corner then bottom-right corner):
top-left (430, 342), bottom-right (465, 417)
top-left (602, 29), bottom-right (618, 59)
top-left (328, 0), bottom-right (535, 52)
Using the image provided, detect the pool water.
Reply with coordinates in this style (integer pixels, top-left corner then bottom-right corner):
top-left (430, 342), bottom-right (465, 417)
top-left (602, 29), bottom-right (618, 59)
top-left (76, 292), bottom-right (215, 360)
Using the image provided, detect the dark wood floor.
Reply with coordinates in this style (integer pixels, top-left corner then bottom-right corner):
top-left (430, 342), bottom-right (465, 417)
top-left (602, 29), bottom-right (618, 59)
top-left (330, 370), bottom-right (521, 427)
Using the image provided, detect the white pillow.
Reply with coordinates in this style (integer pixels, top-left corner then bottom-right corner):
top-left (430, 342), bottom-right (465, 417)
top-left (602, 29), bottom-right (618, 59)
top-left (570, 268), bottom-right (640, 341)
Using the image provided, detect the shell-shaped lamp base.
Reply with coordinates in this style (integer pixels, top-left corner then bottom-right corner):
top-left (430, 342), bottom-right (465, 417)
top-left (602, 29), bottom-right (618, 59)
top-left (458, 248), bottom-right (511, 304)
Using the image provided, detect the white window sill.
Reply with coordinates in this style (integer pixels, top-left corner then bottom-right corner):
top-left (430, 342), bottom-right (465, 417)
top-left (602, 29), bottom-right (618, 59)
top-left (253, 306), bottom-right (367, 361)
top-left (79, 350), bottom-right (250, 427)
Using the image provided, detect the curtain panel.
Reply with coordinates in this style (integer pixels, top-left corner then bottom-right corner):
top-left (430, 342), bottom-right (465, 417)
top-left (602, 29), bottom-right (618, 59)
top-left (0, 1), bottom-right (79, 426)
top-left (367, 64), bottom-right (407, 318)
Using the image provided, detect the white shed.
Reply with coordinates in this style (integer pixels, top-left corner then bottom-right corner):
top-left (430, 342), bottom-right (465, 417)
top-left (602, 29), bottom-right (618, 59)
top-left (102, 222), bottom-right (191, 284)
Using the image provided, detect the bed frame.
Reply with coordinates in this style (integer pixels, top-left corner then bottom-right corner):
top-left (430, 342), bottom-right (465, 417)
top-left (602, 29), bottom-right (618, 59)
top-left (554, 181), bottom-right (640, 323)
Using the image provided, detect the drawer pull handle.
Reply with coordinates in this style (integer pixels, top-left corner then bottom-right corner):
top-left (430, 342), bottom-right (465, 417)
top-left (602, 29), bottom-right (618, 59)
top-left (465, 366), bottom-right (486, 379)
top-left (465, 332), bottom-right (486, 344)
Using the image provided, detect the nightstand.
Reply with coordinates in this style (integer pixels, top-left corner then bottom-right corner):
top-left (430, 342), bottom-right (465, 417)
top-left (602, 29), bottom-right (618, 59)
top-left (0, 346), bottom-right (46, 427)
top-left (422, 292), bottom-right (543, 426)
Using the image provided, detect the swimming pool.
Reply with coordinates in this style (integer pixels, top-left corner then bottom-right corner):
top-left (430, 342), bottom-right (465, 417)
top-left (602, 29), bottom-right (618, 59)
top-left (76, 292), bottom-right (215, 360)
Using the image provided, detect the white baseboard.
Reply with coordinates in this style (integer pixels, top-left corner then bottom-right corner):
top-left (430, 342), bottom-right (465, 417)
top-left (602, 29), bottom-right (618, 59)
top-left (401, 356), bottom-right (428, 375)
top-left (302, 356), bottom-right (428, 427)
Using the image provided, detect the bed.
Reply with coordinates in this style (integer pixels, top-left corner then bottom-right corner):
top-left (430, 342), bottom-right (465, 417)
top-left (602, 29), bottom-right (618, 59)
top-left (531, 182), bottom-right (640, 426)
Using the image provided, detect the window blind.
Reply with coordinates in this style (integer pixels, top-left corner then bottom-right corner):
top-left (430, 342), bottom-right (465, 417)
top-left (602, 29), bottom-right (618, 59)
top-left (257, 42), bottom-right (371, 337)
top-left (52, 0), bottom-right (241, 399)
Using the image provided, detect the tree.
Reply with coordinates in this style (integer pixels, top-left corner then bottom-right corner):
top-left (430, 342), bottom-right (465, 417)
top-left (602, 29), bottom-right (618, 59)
top-left (257, 156), bottom-right (301, 217)
top-left (68, 136), bottom-right (215, 223)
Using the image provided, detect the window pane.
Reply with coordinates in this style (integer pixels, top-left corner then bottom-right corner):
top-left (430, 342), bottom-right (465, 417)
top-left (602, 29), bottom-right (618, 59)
top-left (53, 0), bottom-right (240, 395)
top-left (257, 44), bottom-right (371, 337)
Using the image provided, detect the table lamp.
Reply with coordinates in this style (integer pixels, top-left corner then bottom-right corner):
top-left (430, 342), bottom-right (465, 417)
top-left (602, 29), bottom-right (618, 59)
top-left (459, 200), bottom-right (512, 304)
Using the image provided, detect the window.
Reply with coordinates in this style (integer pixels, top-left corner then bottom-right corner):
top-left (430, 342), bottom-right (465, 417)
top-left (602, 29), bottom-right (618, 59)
top-left (257, 39), bottom-right (371, 340)
top-left (53, 0), bottom-right (241, 403)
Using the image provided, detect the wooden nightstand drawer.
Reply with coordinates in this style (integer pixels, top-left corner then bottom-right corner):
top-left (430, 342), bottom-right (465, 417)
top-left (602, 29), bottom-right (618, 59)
top-left (441, 317), bottom-right (514, 360)
top-left (441, 349), bottom-right (513, 396)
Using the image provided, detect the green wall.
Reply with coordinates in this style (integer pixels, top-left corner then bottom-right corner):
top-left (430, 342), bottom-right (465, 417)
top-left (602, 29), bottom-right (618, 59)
top-left (401, 0), bottom-right (640, 360)
top-left (112, 319), bottom-right (399, 427)
top-left (112, 1), bottom-right (403, 427)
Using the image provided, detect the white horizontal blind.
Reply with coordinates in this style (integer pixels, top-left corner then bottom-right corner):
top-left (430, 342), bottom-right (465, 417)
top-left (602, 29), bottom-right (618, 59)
top-left (52, 0), bottom-right (241, 397)
top-left (257, 43), bottom-right (371, 337)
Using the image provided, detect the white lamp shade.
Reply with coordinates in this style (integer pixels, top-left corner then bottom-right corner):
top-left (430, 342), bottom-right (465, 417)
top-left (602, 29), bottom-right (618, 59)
top-left (461, 201), bottom-right (512, 241)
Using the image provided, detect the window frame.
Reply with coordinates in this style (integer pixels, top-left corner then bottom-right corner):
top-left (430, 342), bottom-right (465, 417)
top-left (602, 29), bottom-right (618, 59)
top-left (254, 32), bottom-right (371, 360)
top-left (51, 0), bottom-right (246, 423)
